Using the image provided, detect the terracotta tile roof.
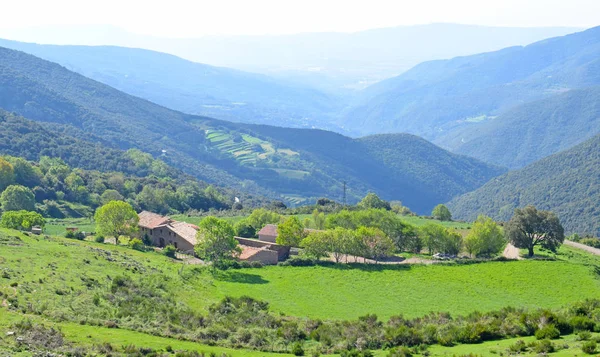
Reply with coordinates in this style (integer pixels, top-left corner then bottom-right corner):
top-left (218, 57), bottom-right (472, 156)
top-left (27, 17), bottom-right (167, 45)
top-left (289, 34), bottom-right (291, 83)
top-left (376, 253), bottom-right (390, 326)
top-left (257, 224), bottom-right (278, 237)
top-left (138, 211), bottom-right (170, 229)
top-left (239, 245), bottom-right (267, 260)
top-left (168, 221), bottom-right (199, 245)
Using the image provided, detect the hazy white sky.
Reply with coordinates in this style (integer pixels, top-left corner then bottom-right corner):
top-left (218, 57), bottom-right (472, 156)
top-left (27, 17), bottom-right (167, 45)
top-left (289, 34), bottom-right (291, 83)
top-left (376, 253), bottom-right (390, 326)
top-left (2, 0), bottom-right (599, 37)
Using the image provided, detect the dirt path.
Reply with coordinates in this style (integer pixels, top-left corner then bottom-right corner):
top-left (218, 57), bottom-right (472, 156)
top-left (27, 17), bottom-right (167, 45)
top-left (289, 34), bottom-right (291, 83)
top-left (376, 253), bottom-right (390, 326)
top-left (326, 253), bottom-right (438, 265)
top-left (503, 243), bottom-right (521, 259)
top-left (564, 240), bottom-right (600, 256)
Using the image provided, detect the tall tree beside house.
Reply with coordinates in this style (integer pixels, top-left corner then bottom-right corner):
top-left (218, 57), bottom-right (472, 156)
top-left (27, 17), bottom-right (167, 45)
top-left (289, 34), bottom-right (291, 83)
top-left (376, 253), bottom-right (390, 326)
top-left (277, 216), bottom-right (307, 247)
top-left (432, 204), bottom-right (452, 221)
top-left (505, 205), bottom-right (565, 257)
top-left (0, 157), bottom-right (15, 192)
top-left (0, 185), bottom-right (35, 212)
top-left (94, 200), bottom-right (139, 244)
top-left (195, 217), bottom-right (240, 267)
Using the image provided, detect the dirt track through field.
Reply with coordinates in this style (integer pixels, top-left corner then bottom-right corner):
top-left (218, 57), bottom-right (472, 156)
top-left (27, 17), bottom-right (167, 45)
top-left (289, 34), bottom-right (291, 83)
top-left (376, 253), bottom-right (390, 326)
top-left (502, 243), bottom-right (521, 259)
top-left (564, 240), bottom-right (600, 256)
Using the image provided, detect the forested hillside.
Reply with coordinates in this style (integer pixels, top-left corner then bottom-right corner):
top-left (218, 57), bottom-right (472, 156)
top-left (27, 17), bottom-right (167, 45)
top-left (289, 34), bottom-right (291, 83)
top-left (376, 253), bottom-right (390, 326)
top-left (343, 26), bottom-right (600, 142)
top-left (0, 110), bottom-right (268, 216)
top-left (0, 46), bottom-right (504, 213)
top-left (437, 86), bottom-right (600, 168)
top-left (0, 39), bottom-right (342, 130)
top-left (448, 134), bottom-right (600, 235)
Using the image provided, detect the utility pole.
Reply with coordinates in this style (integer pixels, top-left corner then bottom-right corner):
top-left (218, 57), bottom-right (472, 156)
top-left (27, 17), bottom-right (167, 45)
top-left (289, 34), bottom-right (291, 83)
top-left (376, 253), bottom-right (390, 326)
top-left (342, 181), bottom-right (347, 207)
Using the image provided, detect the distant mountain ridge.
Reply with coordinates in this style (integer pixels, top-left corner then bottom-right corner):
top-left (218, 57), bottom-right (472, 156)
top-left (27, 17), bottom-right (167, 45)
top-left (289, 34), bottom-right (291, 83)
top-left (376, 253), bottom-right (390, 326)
top-left (447, 133), bottom-right (600, 236)
top-left (0, 23), bottom-right (582, 91)
top-left (438, 86), bottom-right (600, 168)
top-left (0, 38), bottom-right (344, 131)
top-left (342, 26), bottom-right (600, 143)
top-left (0, 45), bottom-right (504, 213)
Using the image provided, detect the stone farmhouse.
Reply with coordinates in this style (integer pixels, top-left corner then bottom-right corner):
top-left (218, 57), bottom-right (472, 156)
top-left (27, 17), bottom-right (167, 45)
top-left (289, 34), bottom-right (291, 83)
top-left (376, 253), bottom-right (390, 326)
top-left (137, 211), bottom-right (290, 264)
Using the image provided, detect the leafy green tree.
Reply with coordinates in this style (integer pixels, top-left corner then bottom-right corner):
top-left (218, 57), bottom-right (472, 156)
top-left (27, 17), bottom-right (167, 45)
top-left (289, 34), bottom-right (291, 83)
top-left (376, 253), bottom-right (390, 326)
top-left (0, 157), bottom-right (15, 192)
top-left (420, 223), bottom-right (446, 255)
top-left (195, 217), bottom-right (240, 266)
top-left (246, 208), bottom-right (281, 231)
top-left (312, 209), bottom-right (326, 230)
top-left (442, 230), bottom-right (463, 255)
top-left (94, 201), bottom-right (139, 244)
top-left (234, 220), bottom-right (256, 238)
top-left (0, 185), bottom-right (35, 211)
top-left (0, 210), bottom-right (45, 230)
top-left (3, 156), bottom-right (41, 188)
top-left (464, 215), bottom-right (506, 257)
top-left (358, 193), bottom-right (391, 210)
top-left (277, 216), bottom-right (307, 247)
top-left (356, 226), bottom-right (394, 263)
top-left (300, 230), bottom-right (332, 260)
top-left (432, 204), bottom-right (452, 221)
top-left (506, 205), bottom-right (565, 257)
top-left (100, 189), bottom-right (124, 205)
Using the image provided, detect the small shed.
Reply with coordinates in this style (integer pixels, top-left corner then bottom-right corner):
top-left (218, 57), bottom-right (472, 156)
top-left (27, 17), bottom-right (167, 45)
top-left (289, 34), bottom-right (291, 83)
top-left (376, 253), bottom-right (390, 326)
top-left (31, 226), bottom-right (42, 235)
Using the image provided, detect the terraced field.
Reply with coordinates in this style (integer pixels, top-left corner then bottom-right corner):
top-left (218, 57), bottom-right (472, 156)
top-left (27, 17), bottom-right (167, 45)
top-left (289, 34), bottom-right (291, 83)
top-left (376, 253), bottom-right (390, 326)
top-left (205, 130), bottom-right (300, 168)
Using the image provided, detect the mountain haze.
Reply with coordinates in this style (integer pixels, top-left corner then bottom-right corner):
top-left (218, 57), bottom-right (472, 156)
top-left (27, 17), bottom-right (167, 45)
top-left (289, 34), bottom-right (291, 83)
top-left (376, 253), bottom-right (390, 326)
top-left (0, 24), bottom-right (582, 91)
top-left (343, 26), bottom-right (600, 141)
top-left (0, 39), bottom-right (343, 130)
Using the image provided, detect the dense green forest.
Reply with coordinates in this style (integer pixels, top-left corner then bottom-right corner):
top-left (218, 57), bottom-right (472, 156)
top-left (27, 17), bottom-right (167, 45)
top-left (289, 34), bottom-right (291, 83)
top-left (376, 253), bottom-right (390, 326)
top-left (448, 133), bottom-right (600, 235)
top-left (343, 26), bottom-right (600, 142)
top-left (439, 86), bottom-right (600, 168)
top-left (0, 46), bottom-right (503, 213)
top-left (0, 110), bottom-right (270, 217)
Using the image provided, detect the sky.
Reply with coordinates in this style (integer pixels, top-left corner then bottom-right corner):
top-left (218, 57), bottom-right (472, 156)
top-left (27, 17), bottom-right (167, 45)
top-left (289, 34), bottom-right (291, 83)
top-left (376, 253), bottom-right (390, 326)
top-left (1, 0), bottom-right (599, 37)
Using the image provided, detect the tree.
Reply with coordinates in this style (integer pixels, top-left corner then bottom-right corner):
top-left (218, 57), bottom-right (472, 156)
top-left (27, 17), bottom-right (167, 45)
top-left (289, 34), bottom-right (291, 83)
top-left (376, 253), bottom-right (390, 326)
top-left (506, 206), bottom-right (565, 257)
top-left (358, 193), bottom-right (391, 210)
top-left (301, 230), bottom-right (332, 260)
top-left (0, 210), bottom-right (45, 230)
top-left (432, 204), bottom-right (452, 221)
top-left (1, 185), bottom-right (35, 212)
top-left (312, 209), bottom-right (326, 230)
top-left (195, 217), bottom-right (240, 266)
top-left (441, 230), bottom-right (463, 255)
top-left (4, 157), bottom-right (41, 188)
top-left (356, 226), bottom-right (394, 263)
top-left (464, 215), bottom-right (506, 257)
top-left (100, 189), bottom-right (124, 205)
top-left (277, 216), bottom-right (307, 247)
top-left (234, 220), bottom-right (256, 238)
top-left (246, 208), bottom-right (281, 231)
top-left (94, 201), bottom-right (139, 244)
top-left (420, 223), bottom-right (446, 255)
top-left (0, 158), bottom-right (15, 192)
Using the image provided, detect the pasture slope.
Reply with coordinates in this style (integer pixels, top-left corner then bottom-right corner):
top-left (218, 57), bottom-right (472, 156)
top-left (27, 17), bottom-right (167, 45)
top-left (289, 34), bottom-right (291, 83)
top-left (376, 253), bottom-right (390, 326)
top-left (2, 228), bottom-right (600, 356)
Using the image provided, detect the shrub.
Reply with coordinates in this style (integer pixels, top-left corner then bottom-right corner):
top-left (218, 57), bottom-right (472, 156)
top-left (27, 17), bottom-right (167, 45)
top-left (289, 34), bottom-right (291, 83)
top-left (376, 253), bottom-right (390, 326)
top-left (250, 261), bottom-right (263, 268)
top-left (533, 339), bottom-right (555, 353)
top-left (387, 346), bottom-right (413, 357)
top-left (142, 233), bottom-right (152, 246)
top-left (163, 245), bottom-right (177, 258)
top-left (570, 316), bottom-right (596, 331)
top-left (95, 235), bottom-right (105, 243)
top-left (129, 238), bottom-right (145, 251)
top-left (535, 324), bottom-right (560, 340)
top-left (507, 339), bottom-right (527, 353)
top-left (65, 230), bottom-right (75, 239)
top-left (580, 238), bottom-right (600, 249)
top-left (73, 231), bottom-right (85, 240)
top-left (578, 331), bottom-right (592, 341)
top-left (291, 342), bottom-right (304, 356)
top-left (582, 340), bottom-right (597, 354)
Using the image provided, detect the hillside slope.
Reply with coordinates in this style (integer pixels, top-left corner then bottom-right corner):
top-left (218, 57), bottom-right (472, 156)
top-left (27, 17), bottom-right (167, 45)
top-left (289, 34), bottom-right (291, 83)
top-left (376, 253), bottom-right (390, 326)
top-left (447, 134), bottom-right (600, 235)
top-left (342, 26), bottom-right (600, 140)
top-left (437, 86), bottom-right (600, 168)
top-left (0, 39), bottom-right (342, 130)
top-left (0, 46), bottom-right (503, 212)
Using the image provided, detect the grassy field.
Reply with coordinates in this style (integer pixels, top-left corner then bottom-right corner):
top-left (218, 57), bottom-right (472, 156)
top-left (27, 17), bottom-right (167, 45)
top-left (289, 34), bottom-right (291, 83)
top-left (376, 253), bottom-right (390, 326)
top-left (2, 227), bottom-right (600, 356)
top-left (44, 217), bottom-right (96, 236)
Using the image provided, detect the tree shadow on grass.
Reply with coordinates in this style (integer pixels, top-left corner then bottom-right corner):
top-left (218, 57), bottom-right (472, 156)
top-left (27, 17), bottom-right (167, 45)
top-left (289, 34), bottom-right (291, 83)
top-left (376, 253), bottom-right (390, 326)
top-left (214, 270), bottom-right (269, 284)
top-left (316, 261), bottom-right (412, 273)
